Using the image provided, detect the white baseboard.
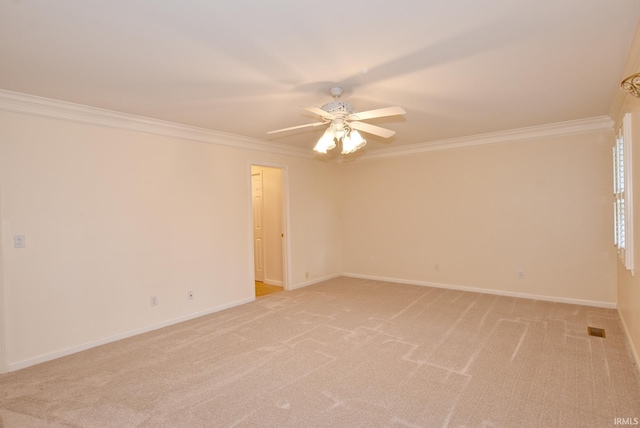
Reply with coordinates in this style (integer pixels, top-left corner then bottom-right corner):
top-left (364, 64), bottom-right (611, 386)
top-left (618, 308), bottom-right (640, 369)
top-left (8, 296), bottom-right (255, 372)
top-left (263, 279), bottom-right (284, 287)
top-left (341, 273), bottom-right (617, 309)
top-left (289, 273), bottom-right (341, 290)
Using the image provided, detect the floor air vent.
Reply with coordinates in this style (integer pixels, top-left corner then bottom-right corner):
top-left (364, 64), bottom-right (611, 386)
top-left (588, 327), bottom-right (606, 338)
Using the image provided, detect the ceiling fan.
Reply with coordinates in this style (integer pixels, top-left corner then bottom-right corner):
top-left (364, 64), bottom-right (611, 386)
top-left (267, 87), bottom-right (406, 154)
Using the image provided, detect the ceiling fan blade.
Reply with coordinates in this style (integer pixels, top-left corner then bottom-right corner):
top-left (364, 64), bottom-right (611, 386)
top-left (267, 121), bottom-right (327, 134)
top-left (301, 106), bottom-right (335, 120)
top-left (349, 121), bottom-right (396, 138)
top-left (347, 106), bottom-right (406, 121)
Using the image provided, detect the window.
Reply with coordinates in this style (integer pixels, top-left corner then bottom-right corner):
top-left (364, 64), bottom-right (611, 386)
top-left (614, 113), bottom-right (634, 272)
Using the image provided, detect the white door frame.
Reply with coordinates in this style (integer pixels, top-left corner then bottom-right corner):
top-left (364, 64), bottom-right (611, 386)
top-left (0, 184), bottom-right (7, 373)
top-left (248, 162), bottom-right (291, 290)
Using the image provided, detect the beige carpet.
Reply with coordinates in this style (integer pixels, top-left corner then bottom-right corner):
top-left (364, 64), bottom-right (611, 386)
top-left (1, 277), bottom-right (639, 427)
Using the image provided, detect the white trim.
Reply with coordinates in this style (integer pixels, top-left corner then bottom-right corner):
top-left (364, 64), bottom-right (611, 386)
top-left (263, 279), bottom-right (284, 287)
top-left (341, 273), bottom-right (617, 309)
top-left (618, 308), bottom-right (640, 370)
top-left (7, 297), bottom-right (255, 372)
top-left (622, 113), bottom-right (635, 273)
top-left (610, 77), bottom-right (633, 124)
top-left (0, 89), bottom-right (312, 159)
top-left (0, 90), bottom-right (615, 163)
top-left (356, 116), bottom-right (614, 161)
top-left (614, 114), bottom-right (635, 273)
top-left (0, 185), bottom-right (6, 374)
top-left (289, 273), bottom-right (342, 290)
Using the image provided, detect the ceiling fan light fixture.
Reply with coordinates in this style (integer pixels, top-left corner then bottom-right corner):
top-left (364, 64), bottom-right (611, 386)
top-left (350, 129), bottom-right (366, 149)
top-left (341, 135), bottom-right (355, 154)
top-left (341, 130), bottom-right (366, 154)
top-left (269, 87), bottom-right (405, 155)
top-left (313, 128), bottom-right (336, 153)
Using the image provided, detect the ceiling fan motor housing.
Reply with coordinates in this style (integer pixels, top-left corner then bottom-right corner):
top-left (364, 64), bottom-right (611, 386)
top-left (321, 101), bottom-right (354, 117)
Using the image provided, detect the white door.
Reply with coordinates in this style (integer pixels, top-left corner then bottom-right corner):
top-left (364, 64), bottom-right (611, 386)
top-left (252, 170), bottom-right (265, 281)
top-left (262, 167), bottom-right (284, 285)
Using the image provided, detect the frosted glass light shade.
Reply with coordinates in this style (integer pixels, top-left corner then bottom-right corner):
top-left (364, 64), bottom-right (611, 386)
top-left (350, 130), bottom-right (366, 150)
top-left (341, 135), bottom-right (356, 154)
top-left (313, 128), bottom-right (336, 153)
top-left (313, 127), bottom-right (366, 154)
top-left (341, 130), bottom-right (366, 154)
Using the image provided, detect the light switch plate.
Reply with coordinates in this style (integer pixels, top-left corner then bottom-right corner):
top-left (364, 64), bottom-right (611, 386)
top-left (14, 234), bottom-right (25, 248)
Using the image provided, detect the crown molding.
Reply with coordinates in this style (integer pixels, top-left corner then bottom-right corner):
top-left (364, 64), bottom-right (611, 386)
top-left (0, 90), bottom-right (614, 163)
top-left (610, 90), bottom-right (628, 124)
top-left (357, 115), bottom-right (614, 162)
top-left (610, 22), bottom-right (640, 122)
top-left (0, 90), bottom-right (313, 159)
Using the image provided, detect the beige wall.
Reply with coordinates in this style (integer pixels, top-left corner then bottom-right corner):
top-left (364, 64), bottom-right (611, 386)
top-left (0, 110), bottom-right (342, 369)
top-left (340, 131), bottom-right (617, 305)
top-left (615, 99), bottom-right (640, 365)
top-left (0, 100), bottom-right (623, 371)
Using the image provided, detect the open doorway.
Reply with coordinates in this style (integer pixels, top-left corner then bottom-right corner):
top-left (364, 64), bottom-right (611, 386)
top-left (251, 165), bottom-right (286, 297)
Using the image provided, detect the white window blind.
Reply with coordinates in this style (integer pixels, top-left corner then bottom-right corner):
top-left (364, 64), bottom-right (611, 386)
top-left (614, 113), bottom-right (634, 273)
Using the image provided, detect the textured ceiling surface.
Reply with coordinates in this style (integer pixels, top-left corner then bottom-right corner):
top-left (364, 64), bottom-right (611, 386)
top-left (1, 1), bottom-right (640, 153)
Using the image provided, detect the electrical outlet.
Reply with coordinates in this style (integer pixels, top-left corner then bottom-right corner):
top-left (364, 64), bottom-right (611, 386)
top-left (371, 257), bottom-right (376, 266)
top-left (150, 296), bottom-right (158, 306)
top-left (435, 263), bottom-right (439, 272)
top-left (305, 272), bottom-right (309, 279)
top-left (188, 290), bottom-right (194, 300)
top-left (518, 270), bottom-right (525, 279)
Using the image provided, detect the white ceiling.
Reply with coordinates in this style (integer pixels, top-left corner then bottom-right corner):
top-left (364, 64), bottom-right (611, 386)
top-left (1, 1), bottom-right (640, 154)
